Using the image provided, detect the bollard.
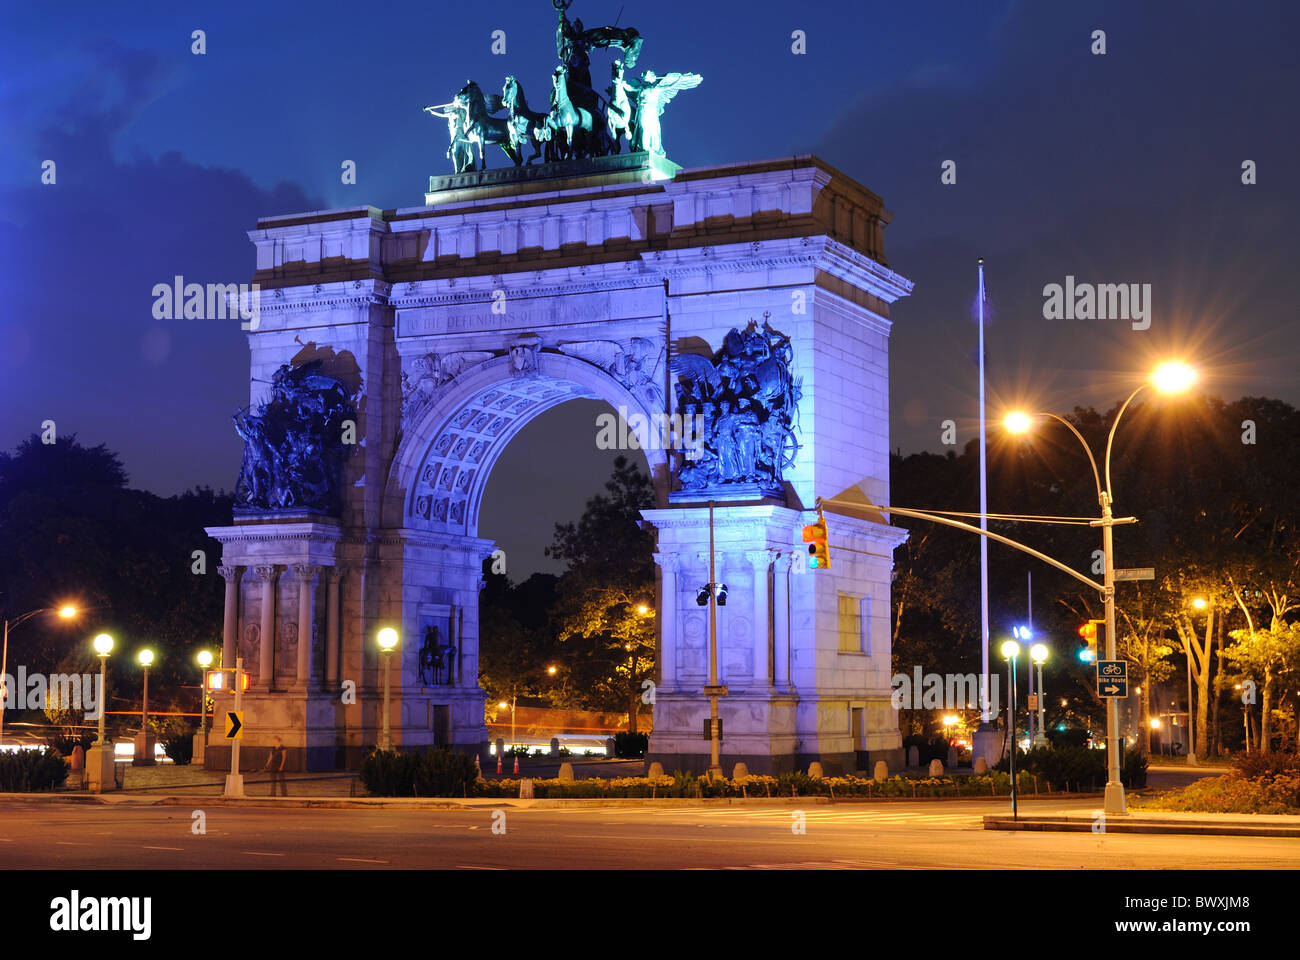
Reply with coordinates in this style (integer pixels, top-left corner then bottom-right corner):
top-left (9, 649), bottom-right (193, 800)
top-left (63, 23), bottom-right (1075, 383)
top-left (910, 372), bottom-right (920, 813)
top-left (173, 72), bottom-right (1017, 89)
top-left (647, 761), bottom-right (665, 778)
top-left (907, 746), bottom-right (919, 767)
top-left (605, 737), bottom-right (617, 758)
top-left (873, 760), bottom-right (888, 781)
top-left (973, 757), bottom-right (989, 775)
top-left (550, 737), bottom-right (560, 757)
top-left (732, 762), bottom-right (749, 779)
top-left (519, 777), bottom-right (534, 799)
top-left (558, 761), bottom-right (575, 782)
top-left (807, 761), bottom-right (824, 779)
top-left (929, 759), bottom-right (944, 777)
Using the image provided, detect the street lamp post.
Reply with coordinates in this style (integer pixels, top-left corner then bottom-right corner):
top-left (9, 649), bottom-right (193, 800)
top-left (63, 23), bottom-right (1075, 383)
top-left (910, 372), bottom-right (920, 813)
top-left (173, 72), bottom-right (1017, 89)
top-left (88, 633), bottom-right (115, 792)
top-left (377, 628), bottom-right (399, 752)
top-left (1004, 359), bottom-right (1197, 815)
top-left (134, 650), bottom-right (155, 766)
top-left (196, 650), bottom-right (214, 764)
top-left (1030, 643), bottom-right (1049, 746)
top-left (1001, 639), bottom-right (1020, 820)
top-left (1, 605), bottom-right (78, 749)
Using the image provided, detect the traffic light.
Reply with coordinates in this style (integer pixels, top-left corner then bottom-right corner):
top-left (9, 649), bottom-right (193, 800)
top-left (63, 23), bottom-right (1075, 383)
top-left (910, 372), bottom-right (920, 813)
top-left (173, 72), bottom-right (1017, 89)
top-left (1077, 619), bottom-right (1103, 663)
top-left (205, 668), bottom-right (250, 692)
top-left (803, 515), bottom-right (830, 570)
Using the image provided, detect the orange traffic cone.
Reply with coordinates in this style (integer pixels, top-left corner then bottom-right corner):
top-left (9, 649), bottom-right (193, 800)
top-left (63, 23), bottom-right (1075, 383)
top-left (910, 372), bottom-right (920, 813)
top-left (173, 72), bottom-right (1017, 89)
top-left (513, 754), bottom-right (519, 775)
top-left (496, 752), bottom-right (502, 774)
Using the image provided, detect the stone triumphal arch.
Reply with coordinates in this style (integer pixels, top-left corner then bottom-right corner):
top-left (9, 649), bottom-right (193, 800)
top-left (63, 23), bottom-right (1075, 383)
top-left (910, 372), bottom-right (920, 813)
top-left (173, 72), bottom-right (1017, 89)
top-left (205, 153), bottom-right (913, 774)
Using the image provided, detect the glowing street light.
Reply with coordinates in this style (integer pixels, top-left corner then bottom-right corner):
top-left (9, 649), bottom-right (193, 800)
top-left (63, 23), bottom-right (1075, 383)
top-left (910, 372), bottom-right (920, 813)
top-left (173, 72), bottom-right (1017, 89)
top-left (134, 649), bottom-right (156, 767)
top-left (1030, 642), bottom-right (1049, 746)
top-left (1002, 360), bottom-right (1199, 815)
top-left (92, 634), bottom-right (114, 747)
top-left (1003, 411), bottom-right (1033, 435)
top-left (1, 604), bottom-right (80, 749)
top-left (376, 627), bottom-right (399, 751)
top-left (196, 650), bottom-right (214, 752)
top-left (1151, 361), bottom-right (1197, 395)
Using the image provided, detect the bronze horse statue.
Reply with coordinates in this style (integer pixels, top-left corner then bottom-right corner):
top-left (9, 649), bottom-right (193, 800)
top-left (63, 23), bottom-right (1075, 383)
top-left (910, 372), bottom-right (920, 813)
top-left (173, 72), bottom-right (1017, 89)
top-left (456, 81), bottom-right (521, 169)
top-left (502, 76), bottom-right (549, 164)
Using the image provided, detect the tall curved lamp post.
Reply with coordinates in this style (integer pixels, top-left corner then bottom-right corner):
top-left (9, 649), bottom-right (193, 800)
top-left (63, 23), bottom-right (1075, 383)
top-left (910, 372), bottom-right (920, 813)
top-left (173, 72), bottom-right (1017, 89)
top-left (1, 605), bottom-right (78, 748)
top-left (377, 628), bottom-right (399, 752)
top-left (196, 650), bottom-right (214, 763)
top-left (1004, 360), bottom-right (1197, 814)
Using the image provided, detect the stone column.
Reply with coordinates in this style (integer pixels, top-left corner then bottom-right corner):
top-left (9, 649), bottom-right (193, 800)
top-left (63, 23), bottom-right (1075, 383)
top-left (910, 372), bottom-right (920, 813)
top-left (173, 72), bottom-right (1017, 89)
top-left (255, 565), bottom-right (279, 688)
top-left (325, 567), bottom-right (343, 689)
top-left (773, 552), bottom-right (792, 690)
top-left (653, 552), bottom-right (678, 689)
top-left (217, 565), bottom-right (243, 667)
top-left (746, 549), bottom-right (774, 687)
top-left (294, 564), bottom-right (320, 687)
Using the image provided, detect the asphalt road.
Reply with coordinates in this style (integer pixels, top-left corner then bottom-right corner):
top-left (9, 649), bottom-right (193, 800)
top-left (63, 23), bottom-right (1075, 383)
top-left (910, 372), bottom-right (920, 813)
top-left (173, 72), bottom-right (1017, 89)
top-left (2, 798), bottom-right (1297, 869)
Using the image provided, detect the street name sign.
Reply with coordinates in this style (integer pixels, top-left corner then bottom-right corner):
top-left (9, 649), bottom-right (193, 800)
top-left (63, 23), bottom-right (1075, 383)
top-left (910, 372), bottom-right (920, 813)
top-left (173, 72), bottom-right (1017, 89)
top-left (1114, 567), bottom-right (1155, 582)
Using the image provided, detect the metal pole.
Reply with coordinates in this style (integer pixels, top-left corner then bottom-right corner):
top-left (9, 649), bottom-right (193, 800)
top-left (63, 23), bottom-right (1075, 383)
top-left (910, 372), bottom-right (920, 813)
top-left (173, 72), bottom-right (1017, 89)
top-left (225, 658), bottom-right (244, 797)
top-left (707, 499), bottom-right (722, 778)
top-left (511, 694), bottom-right (516, 748)
top-left (1101, 493), bottom-right (1126, 814)
top-left (0, 619), bottom-right (7, 750)
top-left (141, 668), bottom-right (149, 734)
top-left (977, 260), bottom-right (990, 725)
top-left (97, 656), bottom-right (107, 746)
top-left (1185, 630), bottom-right (1196, 759)
top-left (1008, 654), bottom-right (1018, 820)
top-left (1037, 662), bottom-right (1046, 744)
top-left (1026, 573), bottom-right (1034, 745)
top-left (381, 649), bottom-right (392, 751)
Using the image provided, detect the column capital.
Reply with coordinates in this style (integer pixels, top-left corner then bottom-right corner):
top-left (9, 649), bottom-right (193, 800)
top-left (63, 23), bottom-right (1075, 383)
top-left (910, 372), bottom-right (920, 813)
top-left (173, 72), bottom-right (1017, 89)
top-left (744, 548), bottom-right (776, 570)
top-left (217, 564), bottom-right (244, 583)
top-left (293, 562), bottom-right (322, 582)
top-left (774, 551), bottom-right (794, 573)
top-left (652, 551), bottom-right (679, 572)
top-left (253, 564), bottom-right (280, 582)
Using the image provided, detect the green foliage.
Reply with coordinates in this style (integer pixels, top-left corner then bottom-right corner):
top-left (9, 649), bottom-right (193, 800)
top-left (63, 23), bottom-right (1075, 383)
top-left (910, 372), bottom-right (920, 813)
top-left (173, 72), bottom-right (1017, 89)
top-left (359, 747), bottom-right (478, 797)
top-left (0, 748), bottom-right (69, 792)
top-left (159, 718), bottom-right (196, 765)
top-left (1000, 744), bottom-right (1146, 790)
top-left (1143, 773), bottom-right (1300, 815)
top-left (613, 731), bottom-right (647, 757)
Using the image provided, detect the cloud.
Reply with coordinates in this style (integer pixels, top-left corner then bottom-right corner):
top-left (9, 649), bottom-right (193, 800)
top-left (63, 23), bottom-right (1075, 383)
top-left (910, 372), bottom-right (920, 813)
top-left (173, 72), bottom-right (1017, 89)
top-left (0, 43), bottom-right (325, 495)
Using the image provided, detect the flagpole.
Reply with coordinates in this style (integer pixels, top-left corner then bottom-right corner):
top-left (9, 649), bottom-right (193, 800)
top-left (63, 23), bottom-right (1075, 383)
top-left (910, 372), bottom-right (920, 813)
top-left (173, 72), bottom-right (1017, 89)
top-left (978, 259), bottom-right (990, 726)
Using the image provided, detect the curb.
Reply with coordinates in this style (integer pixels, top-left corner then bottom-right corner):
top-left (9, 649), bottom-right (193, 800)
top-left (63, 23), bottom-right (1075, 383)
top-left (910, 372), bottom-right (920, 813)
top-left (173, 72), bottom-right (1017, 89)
top-left (983, 815), bottom-right (1300, 838)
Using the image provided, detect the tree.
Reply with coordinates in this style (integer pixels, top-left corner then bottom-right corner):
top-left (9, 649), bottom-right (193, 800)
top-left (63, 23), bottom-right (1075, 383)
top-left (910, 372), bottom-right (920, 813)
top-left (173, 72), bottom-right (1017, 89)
top-left (546, 455), bottom-right (656, 731)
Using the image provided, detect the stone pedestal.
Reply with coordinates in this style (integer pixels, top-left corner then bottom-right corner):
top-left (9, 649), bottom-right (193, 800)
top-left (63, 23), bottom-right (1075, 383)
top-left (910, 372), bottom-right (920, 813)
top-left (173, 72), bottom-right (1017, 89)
top-left (85, 744), bottom-right (116, 792)
top-left (132, 733), bottom-right (156, 766)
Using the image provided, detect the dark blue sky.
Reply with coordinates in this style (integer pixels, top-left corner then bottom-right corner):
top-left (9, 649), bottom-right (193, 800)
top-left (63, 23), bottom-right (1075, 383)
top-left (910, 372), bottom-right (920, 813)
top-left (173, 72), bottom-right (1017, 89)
top-left (3, 0), bottom-right (1297, 575)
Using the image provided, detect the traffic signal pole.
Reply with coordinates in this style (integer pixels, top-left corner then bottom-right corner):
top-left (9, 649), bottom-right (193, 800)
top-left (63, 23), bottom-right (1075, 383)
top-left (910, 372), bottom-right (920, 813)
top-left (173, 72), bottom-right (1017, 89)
top-left (1098, 494), bottom-right (1126, 815)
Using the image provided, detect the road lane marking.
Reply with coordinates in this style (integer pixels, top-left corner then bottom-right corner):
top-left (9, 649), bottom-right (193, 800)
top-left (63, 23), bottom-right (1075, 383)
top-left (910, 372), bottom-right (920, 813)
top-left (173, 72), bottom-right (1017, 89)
top-left (242, 851), bottom-right (286, 857)
top-left (142, 846), bottom-right (183, 851)
top-left (337, 857), bottom-right (388, 864)
top-left (55, 841), bottom-right (89, 846)
top-left (455, 865), bottom-right (504, 870)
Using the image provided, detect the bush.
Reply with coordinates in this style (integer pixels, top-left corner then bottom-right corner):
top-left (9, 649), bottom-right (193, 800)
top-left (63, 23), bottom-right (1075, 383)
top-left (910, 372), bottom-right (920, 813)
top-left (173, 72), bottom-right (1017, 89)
top-left (360, 747), bottom-right (478, 797)
top-left (1231, 752), bottom-right (1300, 780)
top-left (999, 744), bottom-right (1146, 791)
top-left (1047, 727), bottom-right (1091, 749)
top-left (613, 731), bottom-right (648, 758)
top-left (0, 748), bottom-right (69, 792)
top-left (159, 719), bottom-right (195, 765)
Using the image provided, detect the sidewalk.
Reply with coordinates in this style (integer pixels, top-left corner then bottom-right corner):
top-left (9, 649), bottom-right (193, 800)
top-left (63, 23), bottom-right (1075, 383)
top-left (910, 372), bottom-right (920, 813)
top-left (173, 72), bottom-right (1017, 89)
top-left (983, 807), bottom-right (1300, 837)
